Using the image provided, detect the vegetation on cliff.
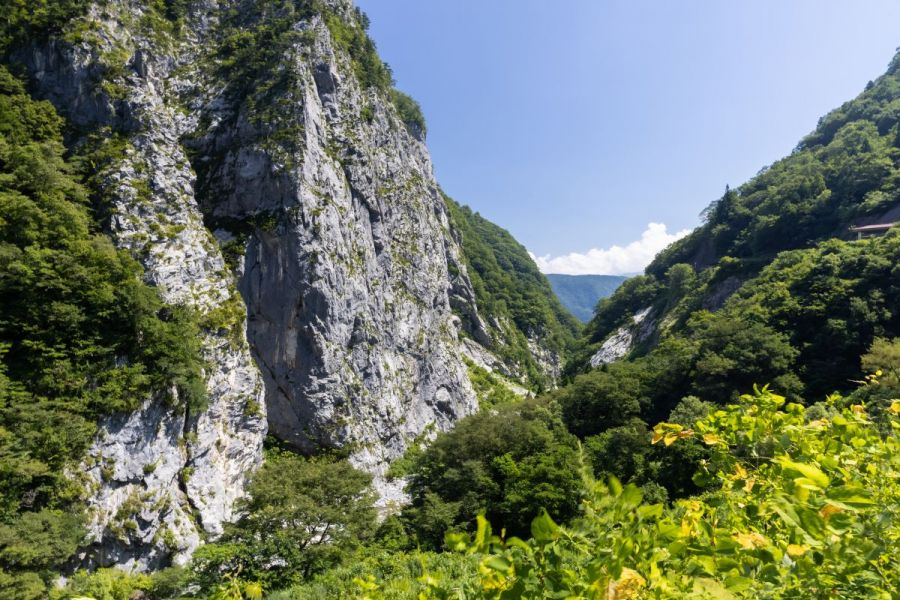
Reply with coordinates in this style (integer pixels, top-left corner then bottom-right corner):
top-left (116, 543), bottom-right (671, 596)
top-left (3, 3), bottom-right (900, 600)
top-left (0, 66), bottom-right (205, 599)
top-left (445, 195), bottom-right (581, 388)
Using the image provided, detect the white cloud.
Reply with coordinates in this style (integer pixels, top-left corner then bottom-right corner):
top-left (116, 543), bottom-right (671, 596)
top-left (529, 223), bottom-right (690, 275)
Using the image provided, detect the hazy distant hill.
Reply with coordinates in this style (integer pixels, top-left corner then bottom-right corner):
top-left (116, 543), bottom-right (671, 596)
top-left (546, 274), bottom-right (628, 322)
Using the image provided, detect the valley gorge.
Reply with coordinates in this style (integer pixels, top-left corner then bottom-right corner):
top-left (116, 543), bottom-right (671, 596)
top-left (2, 2), bottom-right (899, 598)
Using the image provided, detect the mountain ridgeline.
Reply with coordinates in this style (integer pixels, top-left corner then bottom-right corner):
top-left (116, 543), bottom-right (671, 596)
top-left (535, 53), bottom-right (900, 529)
top-left (444, 197), bottom-right (581, 388)
top-left (574, 49), bottom-right (900, 405)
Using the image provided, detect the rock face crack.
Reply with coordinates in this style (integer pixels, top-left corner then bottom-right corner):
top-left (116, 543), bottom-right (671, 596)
top-left (177, 408), bottom-right (204, 531)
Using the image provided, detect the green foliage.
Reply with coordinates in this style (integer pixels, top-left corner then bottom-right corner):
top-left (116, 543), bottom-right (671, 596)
top-left (213, 1), bottom-right (316, 93)
top-left (0, 0), bottom-right (90, 53)
top-left (0, 509), bottom-right (82, 570)
top-left (464, 357), bottom-right (520, 410)
top-left (426, 386), bottom-right (899, 599)
top-left (1, 0), bottom-right (188, 56)
top-left (555, 365), bottom-right (710, 500)
top-left (734, 236), bottom-right (900, 396)
top-left (444, 194), bottom-right (581, 388)
top-left (209, 573), bottom-right (264, 600)
top-left (191, 450), bottom-right (376, 591)
top-left (323, 5), bottom-right (393, 92)
top-left (401, 399), bottom-right (586, 547)
top-left (558, 225), bottom-right (900, 500)
top-left (552, 361), bottom-right (644, 437)
top-left (390, 89), bottom-right (427, 137)
top-left (647, 80), bottom-right (900, 274)
top-left (583, 414), bottom-right (708, 503)
top-left (50, 566), bottom-right (187, 600)
top-left (269, 549), bottom-right (479, 599)
top-left (0, 509), bottom-right (84, 598)
top-left (582, 418), bottom-right (658, 490)
top-left (687, 310), bottom-right (802, 402)
top-left (667, 395), bottom-right (714, 426)
top-left (861, 337), bottom-right (900, 382)
top-left (0, 66), bottom-right (206, 596)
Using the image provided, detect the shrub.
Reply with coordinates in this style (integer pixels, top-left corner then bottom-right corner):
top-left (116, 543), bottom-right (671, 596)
top-left (191, 451), bottom-right (376, 591)
top-left (402, 399), bottom-right (586, 546)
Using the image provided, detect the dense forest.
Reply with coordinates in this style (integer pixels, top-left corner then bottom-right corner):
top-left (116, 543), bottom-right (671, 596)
top-left (444, 195), bottom-right (582, 389)
top-left (1, 1), bottom-right (899, 599)
top-left (0, 64), bottom-right (211, 598)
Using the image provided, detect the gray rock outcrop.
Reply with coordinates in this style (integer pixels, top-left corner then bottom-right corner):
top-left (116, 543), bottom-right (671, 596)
top-left (21, 1), bottom-right (268, 570)
top-left (12, 0), bottom-right (549, 569)
top-left (183, 4), bottom-right (480, 506)
top-left (590, 306), bottom-right (655, 367)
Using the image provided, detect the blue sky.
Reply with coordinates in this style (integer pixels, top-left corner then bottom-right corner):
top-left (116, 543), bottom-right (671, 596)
top-left (356, 0), bottom-right (900, 274)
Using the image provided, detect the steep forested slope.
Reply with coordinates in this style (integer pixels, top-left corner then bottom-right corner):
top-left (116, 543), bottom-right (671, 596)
top-left (536, 50), bottom-right (900, 521)
top-left (650, 51), bottom-right (900, 277)
top-left (578, 50), bottom-right (900, 387)
top-left (445, 196), bottom-right (581, 389)
top-left (0, 65), bottom-right (210, 598)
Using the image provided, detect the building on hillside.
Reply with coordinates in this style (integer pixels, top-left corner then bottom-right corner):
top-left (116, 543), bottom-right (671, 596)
top-left (849, 222), bottom-right (895, 239)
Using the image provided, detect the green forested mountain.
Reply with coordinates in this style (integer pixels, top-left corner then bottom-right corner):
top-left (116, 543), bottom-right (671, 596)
top-left (578, 50), bottom-right (900, 388)
top-left (444, 195), bottom-right (581, 388)
top-left (543, 50), bottom-right (900, 503)
top-left (545, 274), bottom-right (627, 322)
top-left (646, 51), bottom-right (900, 280)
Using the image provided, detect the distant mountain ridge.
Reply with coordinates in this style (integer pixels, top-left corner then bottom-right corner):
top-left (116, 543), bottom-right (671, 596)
top-left (546, 274), bottom-right (628, 322)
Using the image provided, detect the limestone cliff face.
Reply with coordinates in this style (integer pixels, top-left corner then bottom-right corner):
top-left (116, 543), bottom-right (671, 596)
top-left (19, 1), bottom-right (268, 570)
top-left (186, 1), bottom-right (480, 505)
top-left (12, 0), bottom-right (555, 569)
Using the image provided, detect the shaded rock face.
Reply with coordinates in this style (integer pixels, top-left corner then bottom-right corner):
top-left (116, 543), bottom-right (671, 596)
top-left (14, 0), bottom-right (501, 568)
top-left (184, 5), bottom-right (479, 504)
top-left (702, 276), bottom-right (744, 312)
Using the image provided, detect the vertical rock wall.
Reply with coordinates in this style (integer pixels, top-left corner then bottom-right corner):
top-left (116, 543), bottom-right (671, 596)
top-left (13, 0), bottom-right (557, 568)
top-left (19, 2), bottom-right (266, 569)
